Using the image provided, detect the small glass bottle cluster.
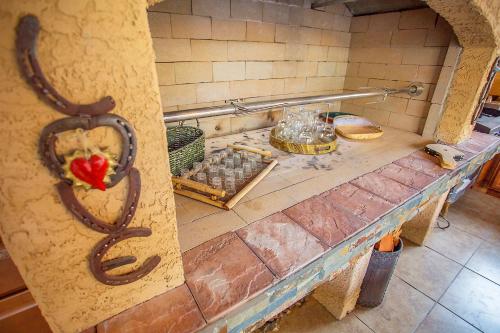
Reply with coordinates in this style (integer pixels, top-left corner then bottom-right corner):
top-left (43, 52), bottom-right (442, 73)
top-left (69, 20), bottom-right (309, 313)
top-left (274, 106), bottom-right (336, 144)
top-left (180, 147), bottom-right (263, 197)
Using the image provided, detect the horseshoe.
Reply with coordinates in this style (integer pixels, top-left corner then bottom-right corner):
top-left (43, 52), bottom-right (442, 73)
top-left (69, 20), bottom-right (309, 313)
top-left (89, 228), bottom-right (161, 286)
top-left (39, 114), bottom-right (137, 188)
top-left (57, 168), bottom-right (141, 234)
top-left (16, 15), bottom-right (115, 116)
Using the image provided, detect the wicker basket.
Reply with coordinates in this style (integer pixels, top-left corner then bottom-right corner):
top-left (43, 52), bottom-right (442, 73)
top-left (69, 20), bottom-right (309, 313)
top-left (167, 125), bottom-right (205, 176)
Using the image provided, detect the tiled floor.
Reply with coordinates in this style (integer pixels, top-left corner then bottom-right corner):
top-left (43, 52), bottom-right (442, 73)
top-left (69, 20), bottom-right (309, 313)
top-left (260, 189), bottom-right (500, 333)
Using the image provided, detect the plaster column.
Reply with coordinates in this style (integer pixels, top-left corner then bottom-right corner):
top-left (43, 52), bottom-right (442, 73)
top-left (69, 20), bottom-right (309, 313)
top-left (313, 248), bottom-right (372, 319)
top-left (402, 191), bottom-right (449, 245)
top-left (0, 1), bottom-right (183, 332)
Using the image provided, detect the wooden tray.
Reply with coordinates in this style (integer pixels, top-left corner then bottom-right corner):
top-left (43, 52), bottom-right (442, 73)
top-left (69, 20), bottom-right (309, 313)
top-left (172, 145), bottom-right (278, 210)
top-left (269, 128), bottom-right (337, 155)
top-left (334, 115), bottom-right (384, 140)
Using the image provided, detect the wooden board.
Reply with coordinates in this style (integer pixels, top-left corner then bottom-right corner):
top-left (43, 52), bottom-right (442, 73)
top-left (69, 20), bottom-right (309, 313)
top-left (334, 115), bottom-right (384, 140)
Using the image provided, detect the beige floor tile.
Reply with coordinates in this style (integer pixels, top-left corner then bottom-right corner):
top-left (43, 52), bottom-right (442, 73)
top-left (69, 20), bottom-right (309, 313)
top-left (415, 304), bottom-right (480, 333)
top-left (395, 241), bottom-right (462, 300)
top-left (355, 276), bottom-right (434, 333)
top-left (265, 297), bottom-right (372, 333)
top-left (447, 191), bottom-right (500, 243)
top-left (466, 242), bottom-right (500, 285)
top-left (425, 223), bottom-right (482, 264)
top-left (440, 269), bottom-right (500, 333)
top-left (177, 211), bottom-right (247, 252)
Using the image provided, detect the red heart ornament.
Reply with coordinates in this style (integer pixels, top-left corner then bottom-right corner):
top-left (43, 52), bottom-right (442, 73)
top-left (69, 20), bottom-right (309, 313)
top-left (70, 154), bottom-right (109, 191)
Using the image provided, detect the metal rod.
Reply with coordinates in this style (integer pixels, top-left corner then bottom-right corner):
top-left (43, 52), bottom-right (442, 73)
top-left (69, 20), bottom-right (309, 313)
top-left (163, 83), bottom-right (424, 123)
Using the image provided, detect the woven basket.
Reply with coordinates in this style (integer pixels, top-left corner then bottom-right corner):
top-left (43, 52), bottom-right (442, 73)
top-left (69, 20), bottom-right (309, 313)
top-left (167, 125), bottom-right (205, 176)
top-left (269, 128), bottom-right (336, 155)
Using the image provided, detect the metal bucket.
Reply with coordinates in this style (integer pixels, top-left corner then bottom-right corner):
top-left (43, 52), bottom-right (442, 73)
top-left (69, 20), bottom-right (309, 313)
top-left (357, 239), bottom-right (403, 307)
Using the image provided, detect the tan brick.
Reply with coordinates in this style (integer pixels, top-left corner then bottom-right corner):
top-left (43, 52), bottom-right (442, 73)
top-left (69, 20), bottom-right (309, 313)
top-left (388, 113), bottom-right (425, 133)
top-left (327, 47), bottom-right (349, 62)
top-left (272, 61), bottom-right (297, 78)
top-left (377, 96), bottom-right (408, 113)
top-left (285, 78), bottom-right (307, 94)
top-left (358, 63), bottom-right (387, 79)
top-left (364, 107), bottom-right (391, 126)
top-left (171, 14), bottom-right (211, 39)
top-left (289, 6), bottom-right (304, 26)
top-left (228, 41), bottom-right (284, 61)
top-left (425, 27), bottom-right (453, 47)
top-left (153, 38), bottom-right (191, 62)
top-left (317, 62), bottom-right (336, 77)
top-left (399, 8), bottom-right (436, 29)
top-left (191, 40), bottom-right (228, 61)
top-left (334, 62), bottom-right (347, 76)
top-left (285, 44), bottom-right (307, 61)
top-left (369, 12), bottom-right (400, 31)
top-left (300, 27), bottom-right (322, 45)
top-left (402, 47), bottom-right (447, 65)
top-left (296, 61), bottom-right (317, 77)
top-left (321, 30), bottom-right (351, 47)
top-left (192, 0), bottom-right (230, 18)
top-left (333, 14), bottom-right (351, 32)
top-left (302, 9), bottom-right (335, 30)
top-left (160, 84), bottom-right (197, 107)
top-left (247, 21), bottom-right (275, 42)
top-left (306, 77), bottom-right (344, 92)
top-left (344, 77), bottom-right (368, 90)
top-left (275, 25), bottom-right (300, 44)
top-left (263, 2), bottom-right (289, 24)
top-left (350, 16), bottom-right (369, 33)
top-left (349, 47), bottom-right (403, 64)
top-left (346, 63), bottom-right (359, 77)
top-left (318, 3), bottom-right (347, 15)
top-left (148, 12), bottom-right (171, 38)
top-left (384, 64), bottom-right (418, 81)
top-left (213, 61), bottom-right (245, 81)
top-left (229, 79), bottom-right (284, 99)
top-left (245, 61), bottom-right (273, 79)
top-left (231, 0), bottom-right (263, 21)
top-left (306, 45), bottom-right (328, 61)
top-left (155, 63), bottom-right (175, 85)
top-left (350, 31), bottom-right (391, 48)
top-left (417, 66), bottom-right (442, 84)
top-left (148, 0), bottom-right (191, 14)
top-left (391, 29), bottom-right (427, 47)
top-left (406, 99), bottom-right (430, 117)
top-left (174, 62), bottom-right (212, 84)
top-left (197, 82), bottom-right (230, 103)
top-left (212, 19), bottom-right (246, 41)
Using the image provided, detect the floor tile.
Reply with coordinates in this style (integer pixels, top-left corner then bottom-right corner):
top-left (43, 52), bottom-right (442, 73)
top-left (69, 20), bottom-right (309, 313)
top-left (256, 297), bottom-right (372, 333)
top-left (455, 131), bottom-right (499, 154)
top-left (355, 276), bottom-right (434, 333)
top-left (178, 211), bottom-right (247, 252)
top-left (466, 242), bottom-right (500, 285)
top-left (374, 163), bottom-right (437, 190)
top-left (183, 232), bottom-right (275, 321)
top-left (394, 151), bottom-right (449, 178)
top-left (425, 223), bottom-right (482, 265)
top-left (446, 191), bottom-right (500, 243)
top-left (320, 183), bottom-right (395, 222)
top-left (97, 284), bottom-right (206, 333)
top-left (237, 212), bottom-right (328, 278)
top-left (283, 196), bottom-right (367, 247)
top-left (439, 269), bottom-right (500, 333)
top-left (414, 304), bottom-right (480, 333)
top-left (395, 241), bottom-right (462, 300)
top-left (350, 173), bottom-right (419, 205)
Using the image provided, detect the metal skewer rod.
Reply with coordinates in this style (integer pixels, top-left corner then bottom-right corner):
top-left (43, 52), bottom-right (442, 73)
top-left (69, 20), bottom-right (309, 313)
top-left (163, 82), bottom-right (424, 123)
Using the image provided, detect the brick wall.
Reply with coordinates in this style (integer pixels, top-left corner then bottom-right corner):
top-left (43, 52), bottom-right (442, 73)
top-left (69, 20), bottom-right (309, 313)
top-left (340, 8), bottom-right (454, 134)
top-left (148, 0), bottom-right (352, 137)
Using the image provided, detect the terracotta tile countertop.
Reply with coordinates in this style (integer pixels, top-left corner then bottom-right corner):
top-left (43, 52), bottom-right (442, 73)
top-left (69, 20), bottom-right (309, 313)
top-left (97, 129), bottom-right (499, 333)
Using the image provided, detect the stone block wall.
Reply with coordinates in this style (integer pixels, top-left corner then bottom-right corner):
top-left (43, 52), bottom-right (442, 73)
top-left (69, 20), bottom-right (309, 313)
top-left (340, 8), bottom-right (454, 134)
top-left (148, 0), bottom-right (352, 137)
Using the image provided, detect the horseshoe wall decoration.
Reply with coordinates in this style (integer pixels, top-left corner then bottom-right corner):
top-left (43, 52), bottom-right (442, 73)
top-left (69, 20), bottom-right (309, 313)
top-left (16, 14), bottom-right (161, 285)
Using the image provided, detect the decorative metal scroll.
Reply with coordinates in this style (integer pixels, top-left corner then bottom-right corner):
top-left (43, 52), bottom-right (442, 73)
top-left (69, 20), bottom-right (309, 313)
top-left (16, 15), bottom-right (160, 285)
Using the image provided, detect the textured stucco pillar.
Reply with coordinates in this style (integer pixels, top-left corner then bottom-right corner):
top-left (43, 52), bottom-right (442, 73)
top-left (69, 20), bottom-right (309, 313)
top-left (0, 1), bottom-right (183, 332)
top-left (313, 248), bottom-right (372, 319)
top-left (428, 0), bottom-right (499, 144)
top-left (402, 191), bottom-right (449, 245)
